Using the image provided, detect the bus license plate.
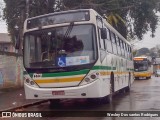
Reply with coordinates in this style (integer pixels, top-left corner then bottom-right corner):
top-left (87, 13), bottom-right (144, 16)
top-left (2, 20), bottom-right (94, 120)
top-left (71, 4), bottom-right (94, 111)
top-left (52, 91), bottom-right (65, 95)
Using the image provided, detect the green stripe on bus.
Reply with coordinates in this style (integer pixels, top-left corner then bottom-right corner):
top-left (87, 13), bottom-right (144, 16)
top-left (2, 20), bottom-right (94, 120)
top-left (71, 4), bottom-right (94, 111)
top-left (28, 65), bottom-right (119, 78)
top-left (29, 69), bottom-right (89, 78)
top-left (127, 68), bottom-right (134, 71)
top-left (92, 66), bottom-right (116, 70)
top-left (43, 69), bottom-right (89, 77)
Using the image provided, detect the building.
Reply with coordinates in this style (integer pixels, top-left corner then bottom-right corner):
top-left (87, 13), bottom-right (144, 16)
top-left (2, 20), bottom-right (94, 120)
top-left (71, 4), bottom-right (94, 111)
top-left (0, 33), bottom-right (15, 52)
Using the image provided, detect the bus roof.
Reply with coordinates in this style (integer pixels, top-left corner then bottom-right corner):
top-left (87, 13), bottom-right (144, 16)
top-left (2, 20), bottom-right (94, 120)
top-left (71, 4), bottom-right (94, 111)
top-left (24, 9), bottom-right (131, 46)
top-left (26, 9), bottom-right (94, 20)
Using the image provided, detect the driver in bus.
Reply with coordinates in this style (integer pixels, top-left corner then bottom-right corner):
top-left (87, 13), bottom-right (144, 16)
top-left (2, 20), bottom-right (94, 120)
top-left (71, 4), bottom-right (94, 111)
top-left (63, 36), bottom-right (84, 56)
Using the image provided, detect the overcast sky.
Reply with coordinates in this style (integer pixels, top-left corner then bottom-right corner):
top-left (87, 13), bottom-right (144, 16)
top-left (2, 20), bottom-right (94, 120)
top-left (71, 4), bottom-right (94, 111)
top-left (133, 25), bottom-right (160, 49)
top-left (0, 0), bottom-right (7, 33)
top-left (0, 0), bottom-right (160, 49)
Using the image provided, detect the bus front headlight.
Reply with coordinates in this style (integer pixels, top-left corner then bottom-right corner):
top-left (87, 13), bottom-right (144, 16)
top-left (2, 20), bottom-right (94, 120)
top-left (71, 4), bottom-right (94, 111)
top-left (79, 72), bottom-right (99, 86)
top-left (24, 76), bottom-right (39, 88)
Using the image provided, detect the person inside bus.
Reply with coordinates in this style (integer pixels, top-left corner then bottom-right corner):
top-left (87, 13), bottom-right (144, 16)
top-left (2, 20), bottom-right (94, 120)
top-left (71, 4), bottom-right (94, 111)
top-left (63, 36), bottom-right (84, 57)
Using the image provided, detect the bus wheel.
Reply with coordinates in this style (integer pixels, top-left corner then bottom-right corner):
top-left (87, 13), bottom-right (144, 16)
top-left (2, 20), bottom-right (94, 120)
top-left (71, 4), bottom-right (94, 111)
top-left (49, 99), bottom-right (61, 109)
top-left (87, 98), bottom-right (101, 105)
top-left (107, 83), bottom-right (113, 103)
top-left (125, 73), bottom-right (131, 92)
top-left (102, 73), bottom-right (114, 104)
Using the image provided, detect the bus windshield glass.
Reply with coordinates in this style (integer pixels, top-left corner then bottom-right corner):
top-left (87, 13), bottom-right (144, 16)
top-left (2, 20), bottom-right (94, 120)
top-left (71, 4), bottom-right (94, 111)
top-left (24, 24), bottom-right (97, 69)
top-left (134, 60), bottom-right (148, 71)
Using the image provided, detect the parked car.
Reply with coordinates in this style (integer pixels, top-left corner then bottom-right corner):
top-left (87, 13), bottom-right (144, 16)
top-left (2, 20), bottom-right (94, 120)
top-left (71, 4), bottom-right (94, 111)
top-left (155, 70), bottom-right (160, 77)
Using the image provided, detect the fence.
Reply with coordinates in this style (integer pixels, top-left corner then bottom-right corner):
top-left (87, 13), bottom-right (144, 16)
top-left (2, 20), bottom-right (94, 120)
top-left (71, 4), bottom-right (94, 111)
top-left (0, 51), bottom-right (23, 89)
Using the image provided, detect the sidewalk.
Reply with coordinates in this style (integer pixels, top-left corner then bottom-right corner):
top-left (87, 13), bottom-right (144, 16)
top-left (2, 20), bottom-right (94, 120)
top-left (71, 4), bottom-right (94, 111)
top-left (0, 87), bottom-right (46, 111)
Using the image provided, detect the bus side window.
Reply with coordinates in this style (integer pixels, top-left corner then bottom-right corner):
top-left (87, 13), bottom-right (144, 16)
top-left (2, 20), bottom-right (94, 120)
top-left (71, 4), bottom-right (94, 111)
top-left (126, 44), bottom-right (129, 60)
top-left (119, 39), bottom-right (124, 57)
top-left (99, 28), bottom-right (105, 49)
top-left (122, 41), bottom-right (126, 57)
top-left (129, 47), bottom-right (132, 60)
top-left (124, 43), bottom-right (128, 59)
top-left (110, 31), bottom-right (117, 55)
top-left (105, 28), bottom-right (113, 53)
top-left (116, 36), bottom-right (121, 56)
top-left (127, 45), bottom-right (130, 60)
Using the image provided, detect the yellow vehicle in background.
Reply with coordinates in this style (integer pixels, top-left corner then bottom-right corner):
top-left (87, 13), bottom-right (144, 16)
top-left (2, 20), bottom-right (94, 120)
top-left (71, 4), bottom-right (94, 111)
top-left (134, 56), bottom-right (152, 80)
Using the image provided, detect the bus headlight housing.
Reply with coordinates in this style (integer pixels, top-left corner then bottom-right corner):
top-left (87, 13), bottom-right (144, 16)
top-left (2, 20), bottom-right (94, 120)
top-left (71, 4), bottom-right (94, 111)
top-left (80, 72), bottom-right (99, 86)
top-left (24, 76), bottom-right (38, 88)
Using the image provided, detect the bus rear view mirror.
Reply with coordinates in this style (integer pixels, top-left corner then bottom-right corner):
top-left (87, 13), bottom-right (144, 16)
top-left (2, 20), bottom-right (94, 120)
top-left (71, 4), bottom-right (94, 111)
top-left (100, 28), bottom-right (107, 39)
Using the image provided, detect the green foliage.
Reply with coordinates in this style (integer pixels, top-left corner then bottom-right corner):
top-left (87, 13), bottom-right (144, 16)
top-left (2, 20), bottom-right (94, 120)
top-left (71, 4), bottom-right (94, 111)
top-left (2, 0), bottom-right (160, 45)
top-left (133, 50), bottom-right (138, 57)
top-left (3, 0), bottom-right (24, 44)
top-left (3, 0), bottom-right (56, 44)
top-left (62, 0), bottom-right (160, 40)
top-left (29, 0), bottom-right (55, 17)
top-left (129, 0), bottom-right (159, 39)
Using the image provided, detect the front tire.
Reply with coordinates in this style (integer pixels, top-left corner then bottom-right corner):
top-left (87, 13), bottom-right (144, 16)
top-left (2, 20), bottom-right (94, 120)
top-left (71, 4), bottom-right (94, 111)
top-left (107, 83), bottom-right (113, 103)
top-left (102, 73), bottom-right (114, 104)
top-left (125, 73), bottom-right (131, 92)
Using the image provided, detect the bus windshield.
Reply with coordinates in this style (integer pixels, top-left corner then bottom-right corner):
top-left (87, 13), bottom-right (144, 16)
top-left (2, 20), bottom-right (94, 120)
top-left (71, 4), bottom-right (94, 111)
top-left (134, 60), bottom-right (148, 72)
top-left (24, 24), bottom-right (97, 69)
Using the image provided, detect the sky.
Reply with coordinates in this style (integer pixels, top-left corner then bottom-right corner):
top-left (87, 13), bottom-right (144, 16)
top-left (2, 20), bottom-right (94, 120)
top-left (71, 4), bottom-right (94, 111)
top-left (0, 0), bottom-right (160, 49)
top-left (133, 23), bottom-right (160, 49)
top-left (0, 0), bottom-right (7, 33)
top-left (0, 21), bottom-right (7, 33)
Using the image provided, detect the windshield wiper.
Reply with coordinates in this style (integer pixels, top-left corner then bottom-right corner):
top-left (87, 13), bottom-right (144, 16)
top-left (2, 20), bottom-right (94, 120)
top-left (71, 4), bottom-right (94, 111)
top-left (64, 22), bottom-right (74, 38)
top-left (59, 22), bottom-right (74, 54)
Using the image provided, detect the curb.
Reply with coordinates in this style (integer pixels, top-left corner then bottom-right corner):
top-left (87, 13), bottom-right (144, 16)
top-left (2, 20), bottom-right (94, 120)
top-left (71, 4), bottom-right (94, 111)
top-left (0, 100), bottom-right (49, 112)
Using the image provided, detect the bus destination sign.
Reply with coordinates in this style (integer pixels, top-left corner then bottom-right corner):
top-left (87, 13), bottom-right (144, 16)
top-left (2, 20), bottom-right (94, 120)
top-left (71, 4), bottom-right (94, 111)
top-left (27, 11), bottom-right (90, 29)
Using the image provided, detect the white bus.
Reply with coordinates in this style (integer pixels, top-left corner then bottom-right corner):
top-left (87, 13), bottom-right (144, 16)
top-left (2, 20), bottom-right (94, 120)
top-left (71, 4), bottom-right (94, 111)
top-left (22, 9), bottom-right (134, 107)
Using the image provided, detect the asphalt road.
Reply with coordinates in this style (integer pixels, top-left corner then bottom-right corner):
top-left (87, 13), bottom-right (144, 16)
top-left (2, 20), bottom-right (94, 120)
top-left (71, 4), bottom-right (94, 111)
top-left (5, 76), bottom-right (160, 120)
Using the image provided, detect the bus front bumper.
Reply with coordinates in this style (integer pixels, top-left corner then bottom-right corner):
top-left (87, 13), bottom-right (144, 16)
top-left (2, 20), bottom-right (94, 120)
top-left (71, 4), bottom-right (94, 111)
top-left (24, 79), bottom-right (109, 99)
top-left (134, 72), bottom-right (151, 78)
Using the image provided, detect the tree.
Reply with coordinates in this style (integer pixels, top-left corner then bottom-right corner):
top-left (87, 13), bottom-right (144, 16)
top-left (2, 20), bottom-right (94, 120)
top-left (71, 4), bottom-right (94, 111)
top-left (3, 0), bottom-right (56, 52)
top-left (133, 49), bottom-right (138, 57)
top-left (3, 0), bottom-right (24, 45)
top-left (0, 2), bottom-right (3, 20)
top-left (129, 0), bottom-right (159, 39)
top-left (2, 0), bottom-right (160, 47)
top-left (62, 0), bottom-right (160, 40)
top-left (28, 0), bottom-right (56, 17)
top-left (135, 47), bottom-right (150, 56)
